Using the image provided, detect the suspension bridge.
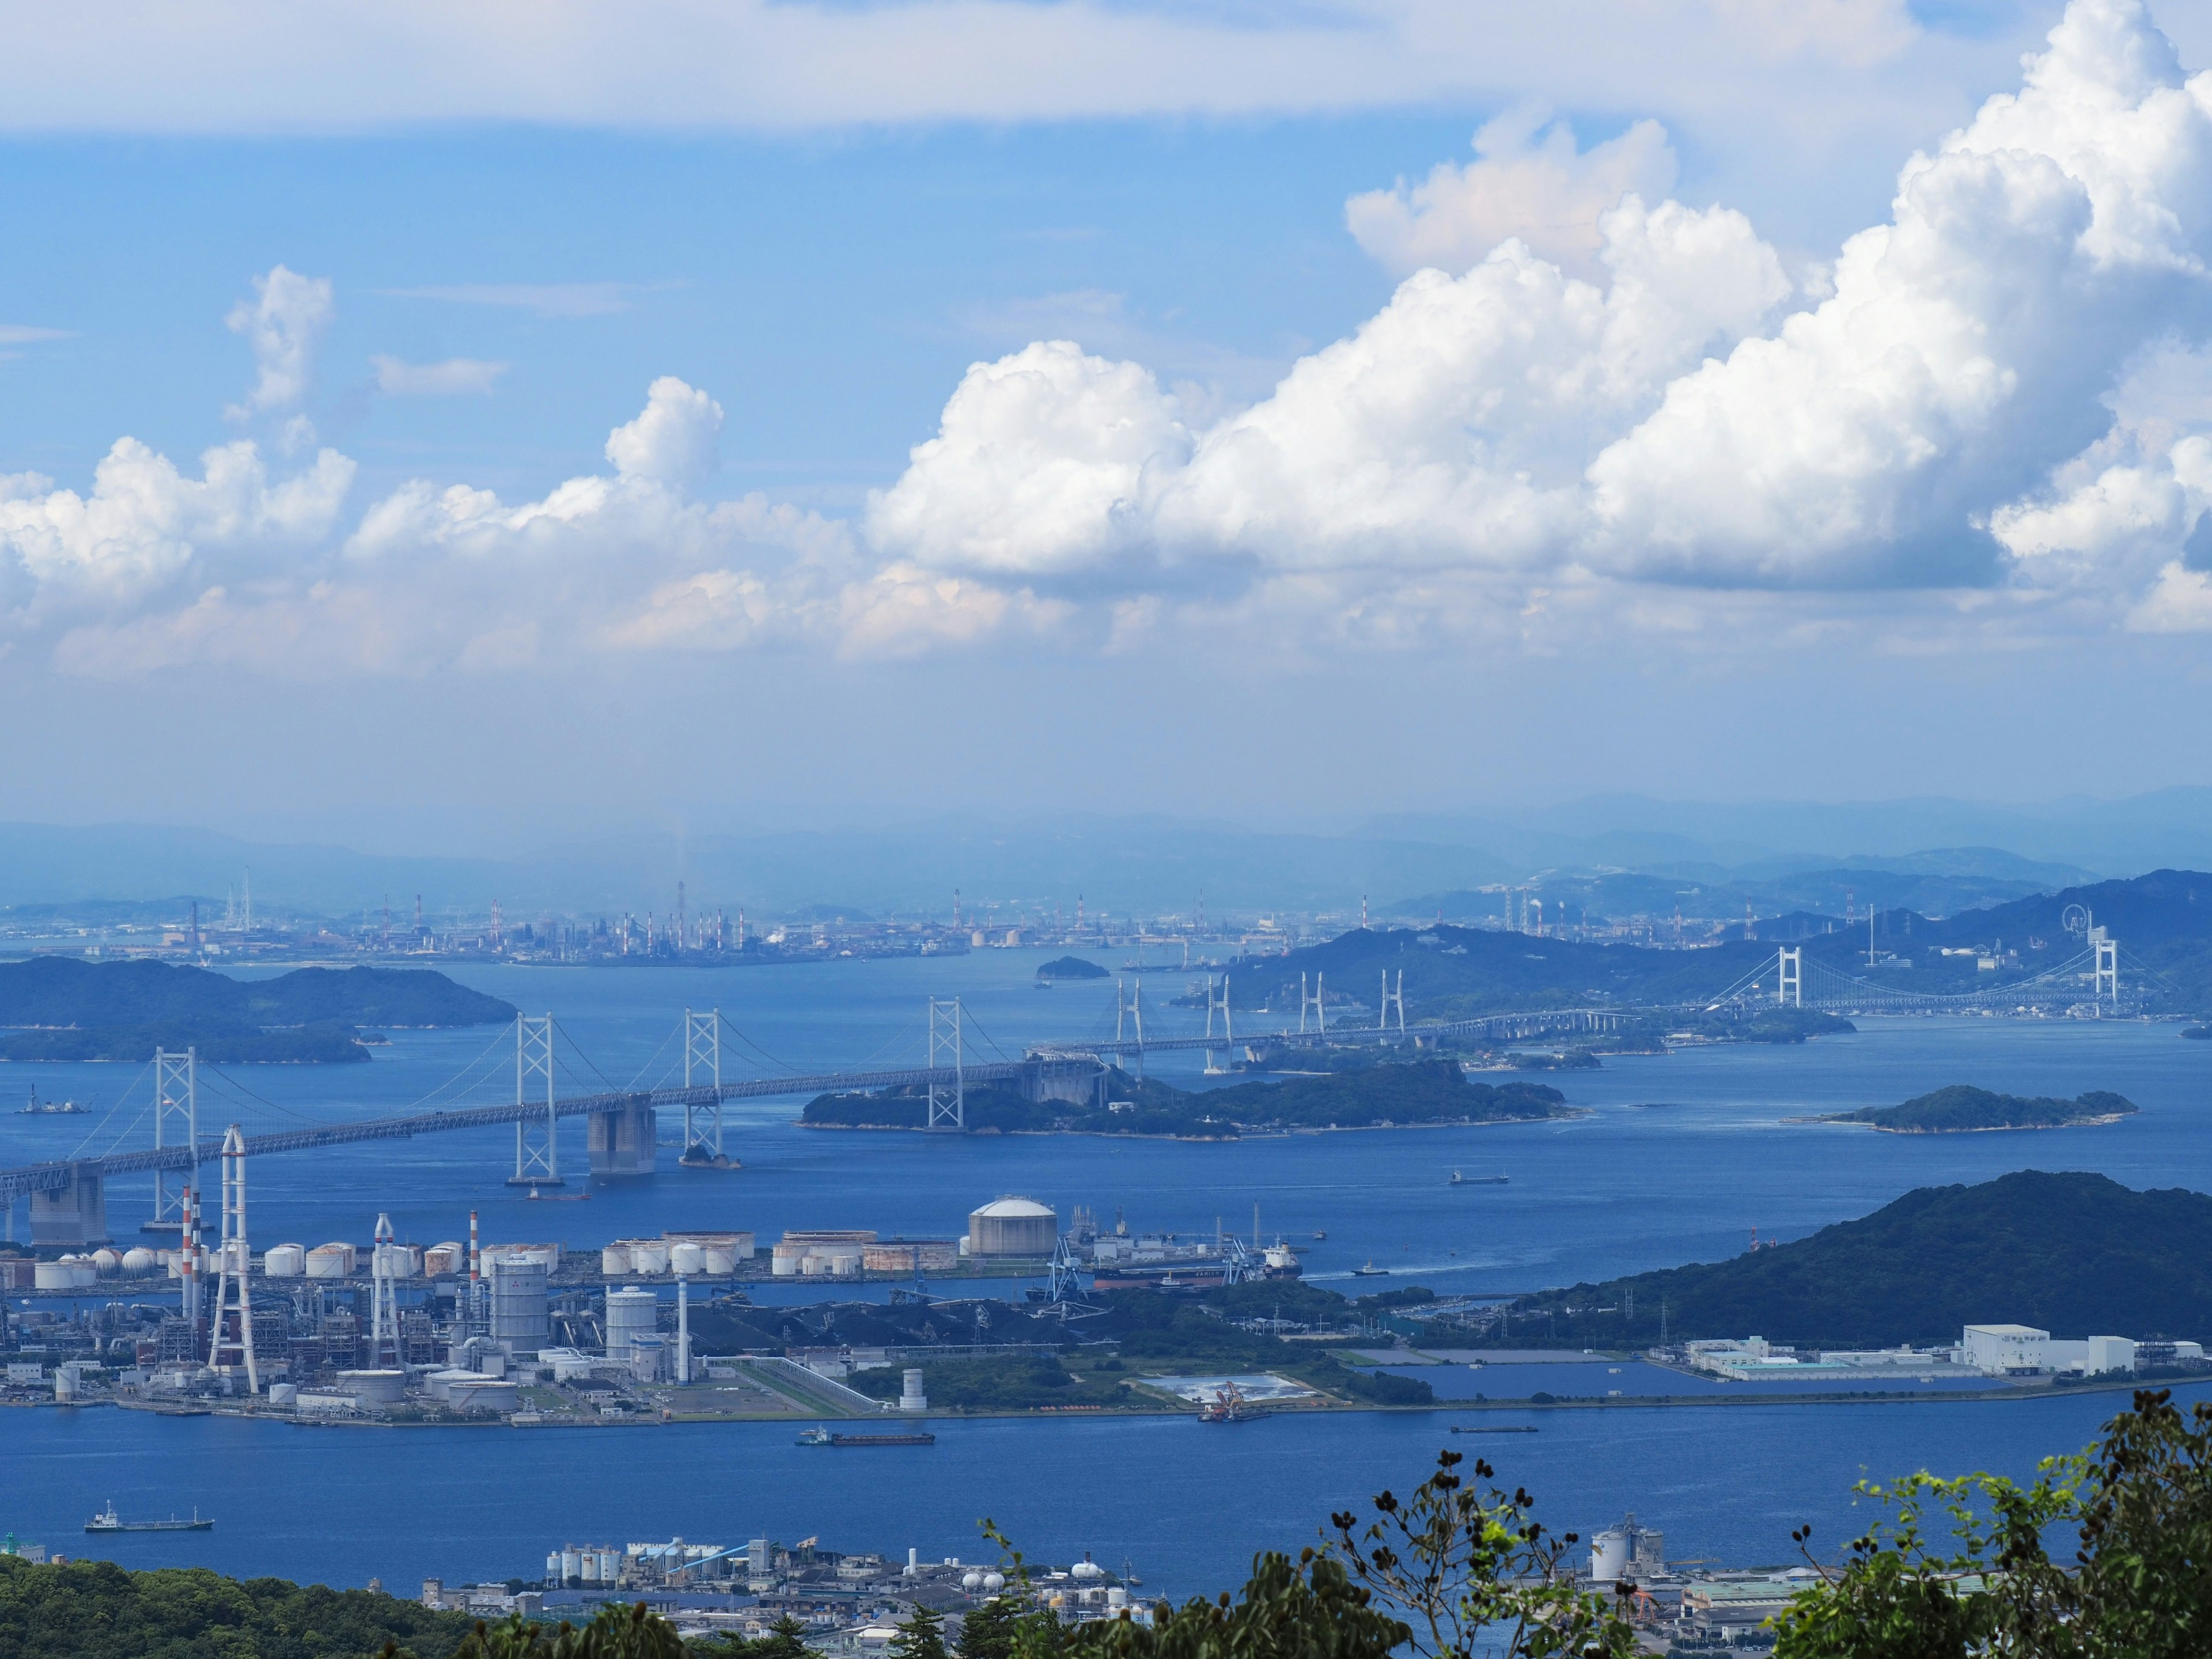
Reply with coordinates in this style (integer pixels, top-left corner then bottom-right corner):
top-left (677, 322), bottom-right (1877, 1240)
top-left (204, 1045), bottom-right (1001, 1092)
top-left (0, 930), bottom-right (2143, 1247)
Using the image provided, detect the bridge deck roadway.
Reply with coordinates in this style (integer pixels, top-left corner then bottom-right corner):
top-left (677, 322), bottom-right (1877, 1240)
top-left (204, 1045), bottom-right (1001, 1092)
top-left (0, 1007), bottom-right (1627, 1200)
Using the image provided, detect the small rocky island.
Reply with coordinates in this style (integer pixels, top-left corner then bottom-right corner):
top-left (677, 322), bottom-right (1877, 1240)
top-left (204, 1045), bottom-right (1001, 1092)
top-left (1820, 1084), bottom-right (2138, 1134)
top-left (1034, 955), bottom-right (1110, 980)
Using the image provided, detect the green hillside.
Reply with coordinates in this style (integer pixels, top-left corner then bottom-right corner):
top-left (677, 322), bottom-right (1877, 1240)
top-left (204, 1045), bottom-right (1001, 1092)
top-left (801, 1059), bottom-right (1567, 1136)
top-left (1823, 1085), bottom-right (2138, 1133)
top-left (1501, 1171), bottom-right (2212, 1350)
top-left (0, 960), bottom-right (514, 1063)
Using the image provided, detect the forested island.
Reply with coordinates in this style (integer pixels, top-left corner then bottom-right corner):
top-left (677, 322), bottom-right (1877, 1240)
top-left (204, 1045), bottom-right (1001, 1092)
top-left (1820, 1084), bottom-right (2138, 1133)
top-left (1034, 955), bottom-right (1109, 980)
top-left (800, 1058), bottom-right (1570, 1137)
top-left (0, 959), bottom-right (514, 1063)
top-left (1488, 1171), bottom-right (2212, 1351)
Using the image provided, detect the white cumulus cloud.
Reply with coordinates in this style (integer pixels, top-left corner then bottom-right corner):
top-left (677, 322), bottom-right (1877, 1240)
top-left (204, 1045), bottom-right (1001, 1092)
top-left (866, 0), bottom-right (2212, 638)
top-left (225, 265), bottom-right (334, 419)
top-left (1346, 109), bottom-right (1679, 279)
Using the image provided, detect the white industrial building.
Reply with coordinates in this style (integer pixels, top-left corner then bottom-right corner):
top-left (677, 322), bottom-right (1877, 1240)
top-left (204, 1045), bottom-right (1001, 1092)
top-left (1959, 1325), bottom-right (2202, 1376)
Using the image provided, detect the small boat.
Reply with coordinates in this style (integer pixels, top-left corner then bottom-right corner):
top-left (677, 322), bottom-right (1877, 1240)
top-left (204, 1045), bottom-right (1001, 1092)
top-left (86, 1502), bottom-right (213, 1533)
top-left (525, 1188), bottom-right (591, 1201)
top-left (1311, 1230), bottom-right (1327, 1241)
top-left (1448, 1171), bottom-right (1508, 1186)
top-left (1351, 1262), bottom-right (1389, 1278)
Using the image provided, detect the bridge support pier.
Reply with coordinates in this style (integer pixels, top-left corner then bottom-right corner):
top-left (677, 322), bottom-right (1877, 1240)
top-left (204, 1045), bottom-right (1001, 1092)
top-left (31, 1164), bottom-right (107, 1248)
top-left (588, 1096), bottom-right (658, 1177)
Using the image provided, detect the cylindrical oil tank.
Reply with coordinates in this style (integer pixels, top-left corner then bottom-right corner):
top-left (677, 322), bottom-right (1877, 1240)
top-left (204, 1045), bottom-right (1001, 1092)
top-left (121, 1247), bottom-right (157, 1276)
top-left (263, 1244), bottom-right (306, 1278)
top-left (601, 1244), bottom-right (632, 1277)
top-left (491, 1257), bottom-right (550, 1353)
top-left (700, 1243), bottom-right (737, 1275)
top-left (338, 1369), bottom-right (407, 1406)
top-left (560, 1551), bottom-right (582, 1584)
top-left (627, 1240), bottom-right (669, 1275)
top-left (306, 1243), bottom-right (353, 1278)
top-left (546, 1553), bottom-right (563, 1585)
top-left (668, 1242), bottom-right (704, 1276)
top-left (800, 1254), bottom-right (827, 1276)
top-left (1588, 1528), bottom-right (1631, 1584)
top-left (824, 1249), bottom-right (862, 1277)
top-left (68, 1259), bottom-right (97, 1287)
top-left (770, 1243), bottom-right (806, 1277)
top-left (268, 1382), bottom-right (298, 1406)
top-left (33, 1261), bottom-right (74, 1290)
top-left (424, 1243), bottom-right (463, 1277)
top-left (604, 1286), bottom-right (658, 1358)
top-left (967, 1197), bottom-right (1058, 1258)
top-left (579, 1553), bottom-right (601, 1585)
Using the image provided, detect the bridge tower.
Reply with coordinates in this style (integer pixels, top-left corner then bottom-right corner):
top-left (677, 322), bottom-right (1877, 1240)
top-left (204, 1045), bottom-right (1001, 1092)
top-left (507, 1014), bottom-right (562, 1187)
top-left (1299, 972), bottom-right (1325, 1034)
top-left (927, 997), bottom-right (965, 1130)
top-left (1777, 947), bottom-right (1802, 1009)
top-left (209, 1125), bottom-right (257, 1391)
top-left (1380, 969), bottom-right (1406, 1037)
top-left (1115, 980), bottom-right (1145, 1078)
top-left (150, 1048), bottom-right (199, 1234)
top-left (1203, 974), bottom-right (1233, 1073)
top-left (683, 1009), bottom-right (723, 1158)
top-left (2093, 930), bottom-right (2119, 1008)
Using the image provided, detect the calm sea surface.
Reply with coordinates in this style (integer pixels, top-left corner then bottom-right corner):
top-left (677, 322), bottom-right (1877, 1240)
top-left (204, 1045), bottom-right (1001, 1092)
top-left (4, 952), bottom-right (2208, 1591)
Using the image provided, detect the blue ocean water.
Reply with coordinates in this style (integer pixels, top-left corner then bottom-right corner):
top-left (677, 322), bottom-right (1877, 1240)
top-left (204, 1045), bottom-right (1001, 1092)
top-left (3, 954), bottom-right (2207, 1590)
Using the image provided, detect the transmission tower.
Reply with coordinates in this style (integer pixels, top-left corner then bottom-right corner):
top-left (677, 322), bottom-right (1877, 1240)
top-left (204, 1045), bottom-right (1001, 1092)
top-left (508, 1014), bottom-right (562, 1185)
top-left (684, 1008), bottom-right (723, 1157)
top-left (927, 997), bottom-right (965, 1130)
top-left (209, 1125), bottom-right (257, 1391)
top-left (151, 1048), bottom-right (198, 1233)
top-left (369, 1211), bottom-right (402, 1369)
top-left (1380, 969), bottom-right (1406, 1036)
top-left (1777, 947), bottom-right (1802, 1009)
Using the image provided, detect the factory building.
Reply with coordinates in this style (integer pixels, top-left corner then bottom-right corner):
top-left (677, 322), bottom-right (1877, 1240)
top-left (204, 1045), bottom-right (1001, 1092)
top-left (862, 1240), bottom-right (958, 1274)
top-left (965, 1197), bottom-right (1057, 1258)
top-left (1958, 1325), bottom-right (2194, 1376)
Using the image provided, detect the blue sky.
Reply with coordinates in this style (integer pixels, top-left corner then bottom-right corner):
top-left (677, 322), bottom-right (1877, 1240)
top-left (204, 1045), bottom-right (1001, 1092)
top-left (4, 0), bottom-right (2211, 852)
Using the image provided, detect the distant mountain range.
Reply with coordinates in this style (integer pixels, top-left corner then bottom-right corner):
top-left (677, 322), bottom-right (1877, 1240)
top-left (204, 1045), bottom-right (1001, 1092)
top-left (7, 787), bottom-right (2212, 919)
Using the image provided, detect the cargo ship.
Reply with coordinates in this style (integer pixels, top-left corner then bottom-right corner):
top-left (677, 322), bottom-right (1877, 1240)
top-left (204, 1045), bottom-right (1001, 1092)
top-left (86, 1503), bottom-right (213, 1533)
top-left (1448, 1171), bottom-right (1508, 1186)
top-left (796, 1430), bottom-right (936, 1447)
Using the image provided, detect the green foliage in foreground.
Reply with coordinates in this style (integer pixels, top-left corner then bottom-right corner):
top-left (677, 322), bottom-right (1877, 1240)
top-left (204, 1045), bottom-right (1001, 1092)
top-left (1505, 1168), bottom-right (2212, 1349)
top-left (1822, 1085), bottom-right (2137, 1133)
top-left (0, 1555), bottom-right (475, 1659)
top-left (1775, 1388), bottom-right (2212, 1658)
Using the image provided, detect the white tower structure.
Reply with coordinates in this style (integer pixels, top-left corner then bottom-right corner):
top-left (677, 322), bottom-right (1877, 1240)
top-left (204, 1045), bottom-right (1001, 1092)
top-left (2093, 929), bottom-right (2119, 1008)
top-left (370, 1211), bottom-right (402, 1368)
top-left (209, 1125), bottom-right (257, 1391)
top-left (509, 1014), bottom-right (561, 1186)
top-left (1380, 969), bottom-right (1406, 1036)
top-left (152, 1047), bottom-right (198, 1231)
top-left (927, 997), bottom-right (965, 1130)
top-left (683, 1007), bottom-right (722, 1158)
top-left (676, 1272), bottom-right (691, 1384)
top-left (1777, 947), bottom-right (1802, 1009)
top-left (1300, 972), bottom-right (1326, 1033)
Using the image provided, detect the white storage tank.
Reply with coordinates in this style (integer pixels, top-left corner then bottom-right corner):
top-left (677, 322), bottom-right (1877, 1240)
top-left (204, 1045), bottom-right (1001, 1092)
top-left (338, 1369), bottom-right (407, 1407)
top-left (579, 1552), bottom-right (601, 1585)
top-left (560, 1550), bottom-right (582, 1584)
top-left (668, 1242), bottom-right (705, 1277)
top-left (771, 1243), bottom-right (806, 1277)
top-left (825, 1249), bottom-right (862, 1276)
top-left (967, 1197), bottom-right (1058, 1258)
top-left (605, 1286), bottom-right (658, 1358)
top-left (601, 1244), bottom-right (632, 1277)
top-left (91, 1249), bottom-right (121, 1276)
top-left (33, 1261), bottom-right (75, 1291)
top-left (599, 1550), bottom-right (620, 1583)
top-left (268, 1382), bottom-right (298, 1407)
top-left (627, 1240), bottom-right (670, 1275)
top-left (121, 1247), bottom-right (157, 1277)
top-left (1589, 1527), bottom-right (1631, 1584)
top-left (700, 1243), bottom-right (737, 1275)
top-left (67, 1258), bottom-right (97, 1287)
top-left (306, 1243), bottom-right (355, 1278)
top-left (983, 1573), bottom-right (1006, 1593)
top-left (425, 1243), bottom-right (464, 1277)
top-left (263, 1243), bottom-right (306, 1278)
